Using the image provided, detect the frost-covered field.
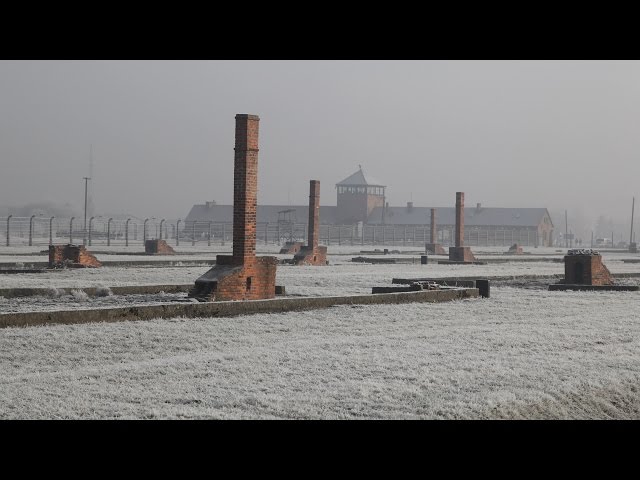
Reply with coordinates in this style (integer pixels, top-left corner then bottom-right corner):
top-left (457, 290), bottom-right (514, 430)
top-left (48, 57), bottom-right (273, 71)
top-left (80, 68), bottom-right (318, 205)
top-left (2, 256), bottom-right (640, 292)
top-left (1, 286), bottom-right (639, 419)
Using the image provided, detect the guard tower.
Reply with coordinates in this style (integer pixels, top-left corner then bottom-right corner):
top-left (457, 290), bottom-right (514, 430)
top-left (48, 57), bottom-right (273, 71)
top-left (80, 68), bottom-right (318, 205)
top-left (335, 166), bottom-right (386, 224)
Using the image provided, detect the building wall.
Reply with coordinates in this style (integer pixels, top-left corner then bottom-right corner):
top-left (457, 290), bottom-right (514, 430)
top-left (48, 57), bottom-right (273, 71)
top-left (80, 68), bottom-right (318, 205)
top-left (336, 191), bottom-right (384, 224)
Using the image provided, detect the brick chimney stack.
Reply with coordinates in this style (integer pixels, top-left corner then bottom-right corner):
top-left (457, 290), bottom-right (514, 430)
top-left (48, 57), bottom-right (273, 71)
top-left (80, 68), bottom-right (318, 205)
top-left (430, 208), bottom-right (437, 244)
top-left (455, 192), bottom-right (464, 247)
top-left (232, 114), bottom-right (260, 266)
top-left (308, 180), bottom-right (320, 251)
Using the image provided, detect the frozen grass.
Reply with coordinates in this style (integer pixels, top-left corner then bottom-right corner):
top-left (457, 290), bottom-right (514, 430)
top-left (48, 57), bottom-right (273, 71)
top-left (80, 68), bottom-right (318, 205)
top-left (0, 286), bottom-right (639, 419)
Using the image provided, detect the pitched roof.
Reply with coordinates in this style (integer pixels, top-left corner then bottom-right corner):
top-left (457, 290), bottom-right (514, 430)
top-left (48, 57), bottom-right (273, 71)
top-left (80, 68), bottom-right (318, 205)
top-left (367, 206), bottom-right (552, 227)
top-left (185, 204), bottom-right (339, 225)
top-left (336, 168), bottom-right (385, 187)
top-left (185, 203), bottom-right (552, 228)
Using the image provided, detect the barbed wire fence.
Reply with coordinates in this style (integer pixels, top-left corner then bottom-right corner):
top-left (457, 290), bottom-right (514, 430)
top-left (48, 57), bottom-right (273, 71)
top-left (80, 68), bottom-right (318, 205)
top-left (0, 215), bottom-right (541, 248)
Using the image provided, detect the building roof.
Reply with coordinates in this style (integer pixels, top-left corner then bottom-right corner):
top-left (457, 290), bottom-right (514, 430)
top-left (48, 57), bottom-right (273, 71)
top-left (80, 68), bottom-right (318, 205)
top-left (185, 204), bottom-right (340, 225)
top-left (336, 167), bottom-right (385, 187)
top-left (367, 206), bottom-right (553, 227)
top-left (185, 203), bottom-right (552, 228)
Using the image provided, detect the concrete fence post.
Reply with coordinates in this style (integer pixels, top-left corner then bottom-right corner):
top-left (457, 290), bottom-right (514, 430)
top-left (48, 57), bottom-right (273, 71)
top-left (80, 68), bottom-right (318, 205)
top-left (143, 218), bottom-right (149, 244)
top-left (159, 219), bottom-right (166, 240)
top-left (49, 216), bottom-right (55, 245)
top-left (107, 218), bottom-right (113, 246)
top-left (176, 220), bottom-right (181, 246)
top-left (222, 222), bottom-right (225, 246)
top-left (28, 215), bottom-right (36, 246)
top-left (192, 222), bottom-right (196, 246)
top-left (208, 221), bottom-right (212, 246)
top-left (6, 215), bottom-right (12, 246)
top-left (125, 218), bottom-right (131, 247)
top-left (69, 217), bottom-right (74, 244)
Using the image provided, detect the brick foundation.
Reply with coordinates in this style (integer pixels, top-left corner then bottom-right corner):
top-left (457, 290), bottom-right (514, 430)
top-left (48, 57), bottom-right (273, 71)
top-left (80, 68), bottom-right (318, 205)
top-left (448, 246), bottom-right (476, 262)
top-left (293, 180), bottom-right (327, 266)
top-left (191, 255), bottom-right (277, 301)
top-left (191, 114), bottom-right (277, 301)
top-left (425, 243), bottom-right (447, 255)
top-left (564, 253), bottom-right (613, 286)
top-left (145, 239), bottom-right (176, 255)
top-left (508, 243), bottom-right (524, 254)
top-left (279, 241), bottom-right (304, 254)
top-left (49, 244), bottom-right (102, 268)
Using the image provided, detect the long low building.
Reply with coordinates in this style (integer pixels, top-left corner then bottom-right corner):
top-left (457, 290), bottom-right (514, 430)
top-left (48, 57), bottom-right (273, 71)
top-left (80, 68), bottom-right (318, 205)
top-left (185, 168), bottom-right (554, 247)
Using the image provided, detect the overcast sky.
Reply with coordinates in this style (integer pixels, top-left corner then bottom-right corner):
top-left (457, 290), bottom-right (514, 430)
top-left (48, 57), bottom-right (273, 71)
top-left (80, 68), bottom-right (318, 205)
top-left (1, 60), bottom-right (639, 226)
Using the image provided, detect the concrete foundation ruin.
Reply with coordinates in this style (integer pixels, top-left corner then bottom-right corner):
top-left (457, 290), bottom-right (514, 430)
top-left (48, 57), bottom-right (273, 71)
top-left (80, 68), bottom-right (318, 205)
top-left (144, 239), bottom-right (176, 255)
top-left (425, 208), bottom-right (446, 255)
top-left (49, 244), bottom-right (102, 268)
top-left (293, 180), bottom-right (328, 266)
top-left (448, 192), bottom-right (477, 263)
top-left (190, 114), bottom-right (277, 301)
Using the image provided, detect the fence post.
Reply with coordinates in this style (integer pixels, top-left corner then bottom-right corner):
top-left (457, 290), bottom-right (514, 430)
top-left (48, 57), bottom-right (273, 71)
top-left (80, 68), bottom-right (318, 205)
top-left (176, 220), bottom-right (181, 246)
top-left (69, 217), bottom-right (74, 244)
top-left (107, 218), bottom-right (113, 246)
top-left (222, 223), bottom-right (225, 246)
top-left (208, 221), bottom-right (212, 246)
top-left (192, 222), bottom-right (196, 246)
top-left (125, 218), bottom-right (131, 247)
top-left (28, 215), bottom-right (36, 246)
top-left (159, 219), bottom-right (165, 240)
top-left (6, 215), bottom-right (12, 246)
top-left (361, 224), bottom-right (365, 245)
top-left (143, 218), bottom-right (149, 244)
top-left (49, 216), bottom-right (55, 245)
top-left (265, 222), bottom-right (269, 245)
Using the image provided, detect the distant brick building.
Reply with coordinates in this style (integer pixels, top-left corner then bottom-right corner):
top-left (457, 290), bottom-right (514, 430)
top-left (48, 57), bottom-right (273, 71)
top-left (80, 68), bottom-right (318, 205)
top-left (185, 167), bottom-right (555, 247)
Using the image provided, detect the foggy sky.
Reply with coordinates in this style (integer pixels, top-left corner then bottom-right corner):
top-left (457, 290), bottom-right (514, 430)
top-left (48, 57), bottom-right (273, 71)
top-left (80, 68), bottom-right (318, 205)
top-left (1, 60), bottom-right (639, 230)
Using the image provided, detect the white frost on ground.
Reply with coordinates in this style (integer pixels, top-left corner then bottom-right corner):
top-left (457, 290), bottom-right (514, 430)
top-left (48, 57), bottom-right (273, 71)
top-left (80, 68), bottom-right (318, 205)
top-left (0, 286), bottom-right (639, 419)
top-left (2, 258), bottom-right (640, 293)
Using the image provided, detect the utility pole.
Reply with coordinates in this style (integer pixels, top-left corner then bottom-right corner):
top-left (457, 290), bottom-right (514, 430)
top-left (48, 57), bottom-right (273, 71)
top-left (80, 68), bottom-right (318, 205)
top-left (565, 210), bottom-right (568, 248)
top-left (83, 176), bottom-right (91, 246)
top-left (630, 196), bottom-right (635, 246)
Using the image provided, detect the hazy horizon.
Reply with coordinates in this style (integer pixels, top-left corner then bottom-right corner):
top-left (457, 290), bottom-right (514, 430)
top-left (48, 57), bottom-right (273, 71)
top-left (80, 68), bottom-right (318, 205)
top-left (1, 60), bottom-right (638, 238)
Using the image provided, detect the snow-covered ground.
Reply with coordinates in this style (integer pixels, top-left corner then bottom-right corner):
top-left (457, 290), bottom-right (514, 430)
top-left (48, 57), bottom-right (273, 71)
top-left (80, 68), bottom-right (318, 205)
top-left (1, 286), bottom-right (639, 419)
top-left (2, 257), bottom-right (640, 292)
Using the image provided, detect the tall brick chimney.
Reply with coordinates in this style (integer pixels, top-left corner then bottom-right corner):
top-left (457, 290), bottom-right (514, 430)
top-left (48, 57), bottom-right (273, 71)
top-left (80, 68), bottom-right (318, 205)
top-left (455, 192), bottom-right (464, 247)
top-left (293, 179), bottom-right (327, 266)
top-left (448, 191), bottom-right (476, 262)
top-left (308, 180), bottom-right (320, 251)
top-left (430, 208), bottom-right (437, 244)
top-left (190, 113), bottom-right (278, 302)
top-left (232, 114), bottom-right (259, 266)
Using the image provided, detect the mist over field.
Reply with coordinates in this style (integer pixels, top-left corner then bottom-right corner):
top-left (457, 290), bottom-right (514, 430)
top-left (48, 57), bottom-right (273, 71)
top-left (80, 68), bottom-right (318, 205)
top-left (1, 61), bottom-right (639, 240)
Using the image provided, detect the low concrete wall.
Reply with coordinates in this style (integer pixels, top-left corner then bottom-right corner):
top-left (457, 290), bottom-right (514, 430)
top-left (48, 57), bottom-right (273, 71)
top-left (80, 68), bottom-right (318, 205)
top-left (0, 284), bottom-right (193, 299)
top-left (0, 288), bottom-right (478, 329)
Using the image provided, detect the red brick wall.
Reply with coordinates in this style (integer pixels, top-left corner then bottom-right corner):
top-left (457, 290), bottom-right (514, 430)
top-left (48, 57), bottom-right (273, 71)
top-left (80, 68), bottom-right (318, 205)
top-left (49, 245), bottom-right (102, 268)
top-left (145, 239), bottom-right (176, 255)
top-left (564, 255), bottom-right (613, 285)
top-left (448, 246), bottom-right (476, 262)
top-left (214, 256), bottom-right (277, 301)
top-left (233, 114), bottom-right (259, 266)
